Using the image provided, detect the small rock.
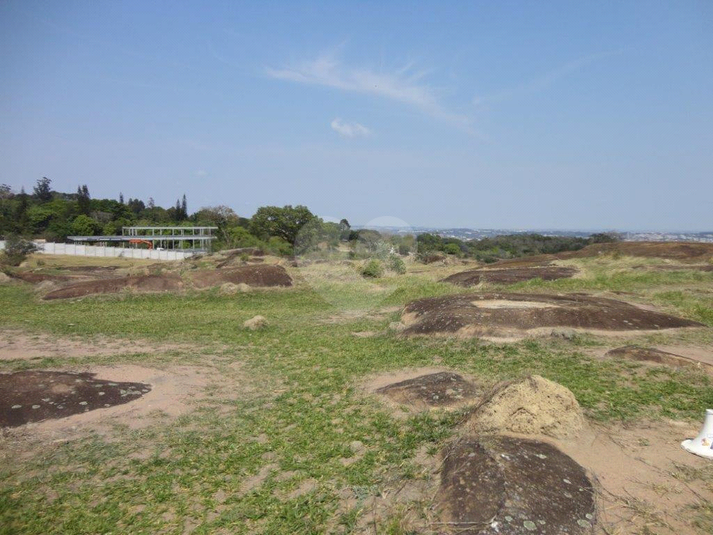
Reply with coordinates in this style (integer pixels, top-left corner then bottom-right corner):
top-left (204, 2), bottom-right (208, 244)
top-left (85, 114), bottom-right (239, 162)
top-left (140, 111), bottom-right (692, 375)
top-left (243, 315), bottom-right (268, 331)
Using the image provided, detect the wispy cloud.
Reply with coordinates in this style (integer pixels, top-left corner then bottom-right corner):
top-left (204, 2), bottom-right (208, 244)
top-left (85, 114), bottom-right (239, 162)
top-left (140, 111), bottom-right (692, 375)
top-left (330, 118), bottom-right (371, 138)
top-left (266, 51), bottom-right (469, 129)
top-left (474, 50), bottom-right (622, 107)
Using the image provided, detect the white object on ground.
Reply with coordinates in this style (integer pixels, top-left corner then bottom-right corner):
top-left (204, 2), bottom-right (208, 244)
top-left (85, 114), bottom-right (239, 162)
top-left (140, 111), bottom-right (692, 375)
top-left (681, 408), bottom-right (713, 459)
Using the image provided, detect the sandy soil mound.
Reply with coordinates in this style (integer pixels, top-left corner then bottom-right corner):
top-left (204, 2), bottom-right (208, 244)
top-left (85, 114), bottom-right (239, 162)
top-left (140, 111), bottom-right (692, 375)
top-left (443, 266), bottom-right (577, 287)
top-left (42, 274), bottom-right (183, 300)
top-left (243, 315), bottom-right (268, 330)
top-left (606, 345), bottom-right (712, 370)
top-left (191, 265), bottom-right (292, 289)
top-left (375, 371), bottom-right (479, 409)
top-left (0, 370), bottom-right (151, 427)
top-left (467, 375), bottom-right (584, 439)
top-left (438, 435), bottom-right (595, 534)
top-left (400, 292), bottom-right (703, 340)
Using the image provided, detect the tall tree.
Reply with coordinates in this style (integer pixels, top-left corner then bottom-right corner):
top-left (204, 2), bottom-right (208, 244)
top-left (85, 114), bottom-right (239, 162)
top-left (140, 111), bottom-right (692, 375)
top-left (119, 192), bottom-right (124, 204)
top-left (181, 194), bottom-right (188, 220)
top-left (77, 184), bottom-right (91, 215)
top-left (33, 177), bottom-right (52, 202)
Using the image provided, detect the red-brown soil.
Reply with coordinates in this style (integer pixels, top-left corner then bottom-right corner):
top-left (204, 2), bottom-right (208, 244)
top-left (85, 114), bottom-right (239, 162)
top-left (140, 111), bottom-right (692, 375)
top-left (632, 264), bottom-right (713, 272)
top-left (606, 345), bottom-right (712, 370)
top-left (490, 241), bottom-right (713, 269)
top-left (375, 372), bottom-right (478, 408)
top-left (438, 436), bottom-right (595, 534)
top-left (42, 274), bottom-right (183, 300)
top-left (0, 370), bottom-right (151, 427)
top-left (9, 272), bottom-right (72, 284)
top-left (191, 265), bottom-right (292, 289)
top-left (401, 293), bottom-right (703, 340)
top-left (442, 266), bottom-right (577, 287)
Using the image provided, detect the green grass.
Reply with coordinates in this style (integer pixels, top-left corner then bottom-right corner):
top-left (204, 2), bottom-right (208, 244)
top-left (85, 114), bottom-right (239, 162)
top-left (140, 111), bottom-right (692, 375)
top-left (1, 257), bottom-right (712, 533)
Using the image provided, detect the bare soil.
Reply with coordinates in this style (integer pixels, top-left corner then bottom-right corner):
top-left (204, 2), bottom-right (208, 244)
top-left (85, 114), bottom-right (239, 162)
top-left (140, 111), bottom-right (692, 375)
top-left (0, 370), bottom-right (151, 427)
top-left (0, 329), bottom-right (194, 361)
top-left (191, 265), bottom-right (292, 289)
top-left (633, 264), bottom-right (713, 272)
top-left (606, 345), bottom-right (713, 371)
top-left (375, 371), bottom-right (479, 409)
top-left (438, 435), bottom-right (595, 534)
top-left (9, 272), bottom-right (72, 284)
top-left (442, 266), bottom-right (577, 287)
top-left (467, 375), bottom-right (584, 439)
top-left (401, 293), bottom-right (703, 341)
top-left (42, 274), bottom-right (183, 300)
top-left (490, 242), bottom-right (713, 270)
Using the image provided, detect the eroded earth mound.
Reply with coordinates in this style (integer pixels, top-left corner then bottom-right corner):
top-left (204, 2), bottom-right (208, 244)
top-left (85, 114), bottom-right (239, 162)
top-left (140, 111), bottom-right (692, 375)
top-left (375, 371), bottom-right (478, 409)
top-left (191, 265), bottom-right (292, 289)
top-left (43, 274), bottom-right (182, 300)
top-left (401, 293), bottom-right (703, 340)
top-left (606, 346), bottom-right (710, 370)
top-left (438, 436), bottom-right (595, 534)
top-left (468, 375), bottom-right (584, 439)
top-left (443, 266), bottom-right (577, 287)
top-left (0, 370), bottom-right (151, 427)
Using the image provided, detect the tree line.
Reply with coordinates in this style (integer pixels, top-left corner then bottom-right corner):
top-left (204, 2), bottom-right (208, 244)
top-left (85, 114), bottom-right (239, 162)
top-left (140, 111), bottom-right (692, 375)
top-left (1, 177), bottom-right (617, 261)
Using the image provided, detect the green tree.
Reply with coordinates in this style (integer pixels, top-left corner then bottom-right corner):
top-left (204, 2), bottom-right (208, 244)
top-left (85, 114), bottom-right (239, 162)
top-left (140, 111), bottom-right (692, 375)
top-left (71, 214), bottom-right (100, 236)
top-left (1, 234), bottom-right (38, 267)
top-left (33, 177), bottom-right (53, 202)
top-left (249, 205), bottom-right (316, 245)
top-left (77, 184), bottom-right (91, 215)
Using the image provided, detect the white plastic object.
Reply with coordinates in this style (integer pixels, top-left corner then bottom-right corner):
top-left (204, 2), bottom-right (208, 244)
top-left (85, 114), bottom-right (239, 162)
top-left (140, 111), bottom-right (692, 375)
top-left (681, 409), bottom-right (713, 460)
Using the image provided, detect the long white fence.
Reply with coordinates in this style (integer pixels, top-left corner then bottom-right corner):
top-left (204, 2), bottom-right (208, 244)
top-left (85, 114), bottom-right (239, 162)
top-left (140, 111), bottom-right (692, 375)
top-left (0, 241), bottom-right (194, 261)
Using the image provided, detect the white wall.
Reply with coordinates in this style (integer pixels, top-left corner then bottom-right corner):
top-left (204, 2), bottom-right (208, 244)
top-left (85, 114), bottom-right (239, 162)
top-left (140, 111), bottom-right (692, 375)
top-left (0, 241), bottom-right (194, 261)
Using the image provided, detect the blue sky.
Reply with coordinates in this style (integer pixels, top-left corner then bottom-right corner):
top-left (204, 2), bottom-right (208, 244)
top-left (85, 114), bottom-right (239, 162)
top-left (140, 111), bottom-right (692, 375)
top-left (1, 1), bottom-right (711, 230)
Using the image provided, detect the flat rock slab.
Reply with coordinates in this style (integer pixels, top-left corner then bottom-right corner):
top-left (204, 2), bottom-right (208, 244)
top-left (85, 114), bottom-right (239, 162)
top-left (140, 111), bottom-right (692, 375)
top-left (43, 274), bottom-right (182, 300)
top-left (443, 267), bottom-right (577, 287)
top-left (191, 265), bottom-right (292, 289)
top-left (0, 370), bottom-right (151, 427)
top-left (375, 372), bottom-right (478, 408)
top-left (606, 346), bottom-right (711, 370)
top-left (438, 436), bottom-right (595, 534)
top-left (401, 293), bottom-right (703, 340)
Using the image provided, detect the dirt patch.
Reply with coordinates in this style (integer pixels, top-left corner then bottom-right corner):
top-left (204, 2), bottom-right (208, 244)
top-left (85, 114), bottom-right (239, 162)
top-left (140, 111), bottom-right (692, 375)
top-left (191, 265), bottom-right (292, 289)
top-left (0, 370), bottom-right (151, 427)
top-left (0, 365), bottom-right (214, 441)
top-left (467, 375), bottom-right (584, 439)
top-left (0, 329), bottom-right (194, 361)
top-left (42, 274), bottom-right (183, 300)
top-left (443, 266), bottom-right (577, 287)
top-left (553, 419), bottom-right (713, 534)
top-left (438, 435), bottom-right (595, 534)
top-left (633, 263), bottom-right (713, 272)
top-left (564, 241), bottom-right (713, 261)
top-left (375, 372), bottom-right (479, 410)
top-left (9, 272), bottom-right (72, 284)
top-left (606, 346), bottom-right (713, 371)
top-left (401, 292), bottom-right (704, 341)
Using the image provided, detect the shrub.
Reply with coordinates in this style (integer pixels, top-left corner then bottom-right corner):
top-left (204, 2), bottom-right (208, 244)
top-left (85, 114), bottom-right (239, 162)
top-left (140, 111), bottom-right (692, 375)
top-left (388, 255), bottom-right (406, 275)
top-left (1, 234), bottom-right (38, 267)
top-left (361, 259), bottom-right (384, 278)
top-left (443, 243), bottom-right (461, 256)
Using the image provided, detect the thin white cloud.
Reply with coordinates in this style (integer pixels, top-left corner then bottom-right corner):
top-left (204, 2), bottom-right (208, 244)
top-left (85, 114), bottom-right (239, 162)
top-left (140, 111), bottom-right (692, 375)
top-left (474, 50), bottom-right (622, 107)
top-left (330, 118), bottom-right (371, 138)
top-left (266, 51), bottom-right (470, 129)
top-left (195, 170), bottom-right (208, 177)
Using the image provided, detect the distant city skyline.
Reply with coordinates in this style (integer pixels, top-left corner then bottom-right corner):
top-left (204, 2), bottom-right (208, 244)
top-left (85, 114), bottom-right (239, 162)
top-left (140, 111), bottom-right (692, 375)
top-left (1, 1), bottom-right (711, 231)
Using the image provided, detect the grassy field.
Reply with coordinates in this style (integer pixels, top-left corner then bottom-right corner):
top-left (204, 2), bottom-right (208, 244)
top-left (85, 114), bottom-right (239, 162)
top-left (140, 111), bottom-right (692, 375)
top-left (1, 254), bottom-right (712, 534)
